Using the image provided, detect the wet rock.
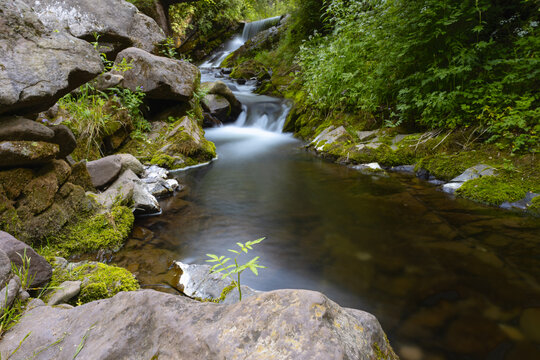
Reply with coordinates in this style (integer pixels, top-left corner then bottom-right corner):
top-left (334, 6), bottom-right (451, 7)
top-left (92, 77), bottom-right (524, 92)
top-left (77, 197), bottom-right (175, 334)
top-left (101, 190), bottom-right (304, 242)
top-left (0, 0), bottom-right (103, 115)
top-left (144, 165), bottom-right (169, 181)
top-left (143, 178), bottom-right (179, 198)
top-left (0, 141), bottom-right (59, 168)
top-left (114, 47), bottom-right (199, 102)
top-left (51, 125), bottom-right (77, 159)
top-left (351, 163), bottom-right (384, 173)
top-left (47, 281), bottom-right (81, 306)
top-left (86, 155), bottom-right (123, 189)
top-left (174, 261), bottom-right (259, 304)
top-left (0, 231), bottom-right (52, 287)
top-left (0, 277), bottom-right (21, 317)
top-left (0, 289), bottom-right (398, 360)
top-left (202, 94), bottom-right (238, 124)
top-left (442, 164), bottom-right (496, 194)
top-left (0, 117), bottom-right (55, 142)
top-left (520, 308), bottom-right (540, 342)
top-left (22, 0), bottom-right (165, 56)
top-left (311, 126), bottom-right (350, 151)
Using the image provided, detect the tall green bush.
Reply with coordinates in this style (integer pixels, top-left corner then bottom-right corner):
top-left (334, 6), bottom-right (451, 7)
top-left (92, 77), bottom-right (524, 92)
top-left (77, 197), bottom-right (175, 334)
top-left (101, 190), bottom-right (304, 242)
top-left (297, 0), bottom-right (539, 152)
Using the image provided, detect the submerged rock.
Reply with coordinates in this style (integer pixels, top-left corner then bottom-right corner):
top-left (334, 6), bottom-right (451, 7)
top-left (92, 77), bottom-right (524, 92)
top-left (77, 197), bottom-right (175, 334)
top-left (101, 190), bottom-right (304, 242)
top-left (0, 289), bottom-right (398, 360)
top-left (0, 0), bottom-right (103, 116)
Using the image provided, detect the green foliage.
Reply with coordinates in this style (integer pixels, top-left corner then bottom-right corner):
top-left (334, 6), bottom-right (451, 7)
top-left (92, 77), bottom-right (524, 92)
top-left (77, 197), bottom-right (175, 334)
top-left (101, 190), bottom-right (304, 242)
top-left (296, 0), bottom-right (539, 152)
top-left (206, 237), bottom-right (266, 301)
top-left (10, 249), bottom-right (36, 291)
top-left (49, 262), bottom-right (139, 305)
top-left (159, 37), bottom-right (179, 59)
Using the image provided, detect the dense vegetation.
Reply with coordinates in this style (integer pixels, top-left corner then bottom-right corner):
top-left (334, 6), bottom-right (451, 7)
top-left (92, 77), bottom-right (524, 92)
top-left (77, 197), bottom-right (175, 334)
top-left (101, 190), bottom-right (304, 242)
top-left (295, 0), bottom-right (539, 153)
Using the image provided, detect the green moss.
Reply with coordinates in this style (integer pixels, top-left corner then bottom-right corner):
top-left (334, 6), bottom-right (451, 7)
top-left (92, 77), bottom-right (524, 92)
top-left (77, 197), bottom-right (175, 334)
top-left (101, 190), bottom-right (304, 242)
top-left (150, 153), bottom-right (177, 169)
top-left (529, 196), bottom-right (540, 213)
top-left (230, 60), bottom-right (268, 80)
top-left (456, 175), bottom-right (529, 205)
top-left (42, 206), bottom-right (134, 258)
top-left (49, 262), bottom-right (139, 304)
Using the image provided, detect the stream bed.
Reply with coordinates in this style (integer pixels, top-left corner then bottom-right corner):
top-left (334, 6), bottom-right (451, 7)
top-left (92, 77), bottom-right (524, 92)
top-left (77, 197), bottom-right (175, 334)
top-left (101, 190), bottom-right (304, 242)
top-left (112, 28), bottom-right (540, 360)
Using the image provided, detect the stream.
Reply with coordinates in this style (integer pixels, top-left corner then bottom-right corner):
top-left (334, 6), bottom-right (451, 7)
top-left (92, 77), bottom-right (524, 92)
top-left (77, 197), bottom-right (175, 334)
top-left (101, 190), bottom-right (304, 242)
top-left (111, 22), bottom-right (540, 360)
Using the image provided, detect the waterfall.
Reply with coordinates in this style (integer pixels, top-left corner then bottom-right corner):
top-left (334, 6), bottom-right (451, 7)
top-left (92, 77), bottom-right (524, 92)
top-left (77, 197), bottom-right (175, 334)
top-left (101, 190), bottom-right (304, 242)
top-left (242, 16), bottom-right (281, 41)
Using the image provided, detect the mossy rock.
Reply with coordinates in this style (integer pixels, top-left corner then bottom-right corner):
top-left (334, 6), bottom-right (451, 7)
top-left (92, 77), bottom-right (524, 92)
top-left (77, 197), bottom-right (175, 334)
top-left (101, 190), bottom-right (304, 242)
top-left (456, 176), bottom-right (530, 206)
top-left (49, 262), bottom-right (139, 304)
top-left (529, 196), bottom-right (540, 214)
top-left (42, 206), bottom-right (134, 258)
top-left (230, 60), bottom-right (269, 80)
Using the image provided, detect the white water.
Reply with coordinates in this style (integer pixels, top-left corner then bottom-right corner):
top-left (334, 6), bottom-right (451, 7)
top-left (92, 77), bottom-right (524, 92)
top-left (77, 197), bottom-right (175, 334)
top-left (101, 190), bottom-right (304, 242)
top-left (242, 16), bottom-right (281, 41)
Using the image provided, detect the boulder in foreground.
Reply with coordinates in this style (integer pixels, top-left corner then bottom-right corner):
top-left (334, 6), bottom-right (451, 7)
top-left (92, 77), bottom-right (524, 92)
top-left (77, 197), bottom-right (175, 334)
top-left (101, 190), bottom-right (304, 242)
top-left (0, 289), bottom-right (398, 360)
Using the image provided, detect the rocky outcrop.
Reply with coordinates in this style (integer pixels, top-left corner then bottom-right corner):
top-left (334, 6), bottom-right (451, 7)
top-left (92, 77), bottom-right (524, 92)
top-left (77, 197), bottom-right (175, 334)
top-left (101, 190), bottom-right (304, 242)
top-left (113, 47), bottom-right (200, 102)
top-left (0, 0), bottom-right (103, 116)
top-left (0, 289), bottom-right (398, 360)
top-left (0, 231), bottom-right (52, 286)
top-left (22, 0), bottom-right (165, 56)
top-left (201, 81), bottom-right (242, 124)
top-left (0, 117), bottom-right (78, 168)
top-left (0, 160), bottom-right (94, 245)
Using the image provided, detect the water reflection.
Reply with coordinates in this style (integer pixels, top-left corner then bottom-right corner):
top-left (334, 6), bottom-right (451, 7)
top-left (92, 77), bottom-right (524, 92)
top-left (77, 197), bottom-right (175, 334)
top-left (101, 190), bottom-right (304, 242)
top-left (112, 127), bottom-right (540, 359)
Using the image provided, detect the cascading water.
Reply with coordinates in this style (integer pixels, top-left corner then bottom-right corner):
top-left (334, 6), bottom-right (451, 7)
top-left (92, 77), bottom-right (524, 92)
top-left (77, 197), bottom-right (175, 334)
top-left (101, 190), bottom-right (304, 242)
top-left (241, 15), bottom-right (281, 41)
top-left (199, 16), bottom-right (290, 133)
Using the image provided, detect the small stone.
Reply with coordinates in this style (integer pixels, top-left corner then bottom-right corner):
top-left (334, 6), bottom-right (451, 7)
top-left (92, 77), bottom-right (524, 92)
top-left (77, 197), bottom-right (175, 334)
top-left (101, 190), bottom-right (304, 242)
top-left (442, 182), bottom-right (463, 194)
top-left (390, 165), bottom-right (415, 174)
top-left (25, 298), bottom-right (45, 312)
top-left (450, 164), bottom-right (496, 183)
top-left (47, 281), bottom-right (81, 305)
top-left (0, 276), bottom-right (21, 316)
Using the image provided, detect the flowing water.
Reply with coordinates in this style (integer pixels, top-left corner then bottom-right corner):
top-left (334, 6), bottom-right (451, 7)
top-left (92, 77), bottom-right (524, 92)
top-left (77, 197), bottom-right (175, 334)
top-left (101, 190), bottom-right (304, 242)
top-left (111, 23), bottom-right (540, 360)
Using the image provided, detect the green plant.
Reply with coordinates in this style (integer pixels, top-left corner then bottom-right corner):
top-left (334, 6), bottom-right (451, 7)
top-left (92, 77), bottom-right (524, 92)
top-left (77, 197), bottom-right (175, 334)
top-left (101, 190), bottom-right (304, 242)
top-left (11, 249), bottom-right (36, 291)
top-left (206, 237), bottom-right (266, 301)
top-left (159, 37), bottom-right (178, 59)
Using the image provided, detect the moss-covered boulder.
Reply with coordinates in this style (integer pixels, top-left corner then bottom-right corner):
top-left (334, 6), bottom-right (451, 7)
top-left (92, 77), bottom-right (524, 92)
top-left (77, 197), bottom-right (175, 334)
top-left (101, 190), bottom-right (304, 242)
top-left (49, 261), bottom-right (139, 305)
top-left (120, 116), bottom-right (216, 170)
top-left (41, 206), bottom-right (134, 258)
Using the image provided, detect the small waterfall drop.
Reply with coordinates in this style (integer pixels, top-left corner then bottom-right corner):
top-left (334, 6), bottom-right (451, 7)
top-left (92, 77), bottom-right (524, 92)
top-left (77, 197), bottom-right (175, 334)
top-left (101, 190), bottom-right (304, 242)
top-left (242, 16), bottom-right (281, 41)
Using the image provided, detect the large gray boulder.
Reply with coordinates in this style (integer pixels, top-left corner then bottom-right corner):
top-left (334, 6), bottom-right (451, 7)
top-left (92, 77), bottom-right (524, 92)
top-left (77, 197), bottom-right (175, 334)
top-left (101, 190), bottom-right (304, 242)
top-left (114, 47), bottom-right (200, 102)
top-left (0, 0), bottom-right (103, 115)
top-left (86, 155), bottom-right (123, 189)
top-left (0, 231), bottom-right (52, 287)
top-left (0, 117), bottom-right (55, 142)
top-left (0, 289), bottom-right (398, 360)
top-left (22, 0), bottom-right (165, 56)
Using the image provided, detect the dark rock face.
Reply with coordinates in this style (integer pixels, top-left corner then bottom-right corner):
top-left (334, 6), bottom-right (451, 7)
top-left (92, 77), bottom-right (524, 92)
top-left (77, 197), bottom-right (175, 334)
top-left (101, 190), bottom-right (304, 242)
top-left (51, 125), bottom-right (77, 159)
top-left (0, 231), bottom-right (52, 287)
top-left (114, 47), bottom-right (200, 102)
top-left (0, 289), bottom-right (398, 360)
top-left (22, 0), bottom-right (165, 57)
top-left (0, 0), bottom-right (103, 116)
top-left (201, 81), bottom-right (242, 124)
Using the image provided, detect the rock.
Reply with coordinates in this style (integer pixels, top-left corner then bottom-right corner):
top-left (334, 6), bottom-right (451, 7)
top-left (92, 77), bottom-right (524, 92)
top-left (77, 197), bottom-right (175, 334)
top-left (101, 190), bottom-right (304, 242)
top-left (442, 164), bottom-right (496, 194)
top-left (47, 281), bottom-right (82, 306)
top-left (311, 126), bottom-right (350, 151)
top-left (450, 164), bottom-right (496, 183)
top-left (18, 170), bottom-right (59, 215)
top-left (116, 154), bottom-right (144, 176)
top-left (390, 165), bottom-right (415, 174)
top-left (0, 277), bottom-right (21, 317)
top-left (0, 289), bottom-right (398, 360)
top-left (95, 169), bottom-right (159, 214)
top-left (0, 141), bottom-right (59, 168)
top-left (202, 95), bottom-right (232, 123)
top-left (23, 0), bottom-right (165, 56)
top-left (114, 47), bottom-right (200, 102)
top-left (144, 165), bottom-right (169, 181)
top-left (0, 117), bottom-right (55, 142)
top-left (0, 250), bottom-right (12, 289)
top-left (92, 72), bottom-right (124, 92)
top-left (351, 163), bottom-right (384, 173)
top-left (25, 298), bottom-right (45, 312)
top-left (142, 178), bottom-right (179, 198)
top-left (0, 0), bottom-right (103, 115)
top-left (201, 81), bottom-right (242, 122)
top-left (68, 161), bottom-right (96, 191)
top-left (356, 130), bottom-right (378, 142)
top-left (51, 125), bottom-right (77, 159)
top-left (174, 261), bottom-right (259, 304)
top-left (18, 290), bottom-right (30, 302)
top-left (0, 231), bottom-right (53, 287)
top-left (86, 155), bottom-right (123, 189)
top-left (501, 192), bottom-right (539, 211)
